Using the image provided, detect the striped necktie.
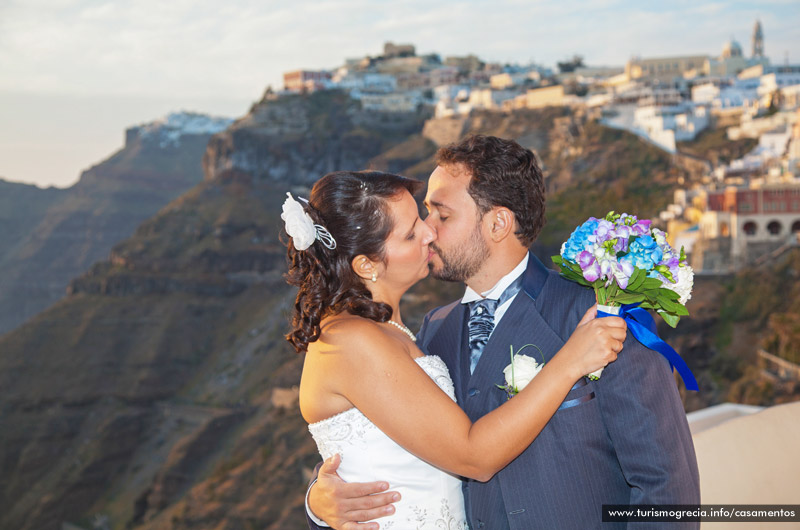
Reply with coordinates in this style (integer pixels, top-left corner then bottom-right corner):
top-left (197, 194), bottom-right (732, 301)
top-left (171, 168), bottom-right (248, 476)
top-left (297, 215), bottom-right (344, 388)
top-left (467, 275), bottom-right (524, 374)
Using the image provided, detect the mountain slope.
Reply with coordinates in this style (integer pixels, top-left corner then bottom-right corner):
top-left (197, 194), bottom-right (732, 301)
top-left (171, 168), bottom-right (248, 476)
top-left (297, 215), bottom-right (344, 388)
top-left (0, 113), bottom-right (231, 334)
top-left (0, 91), bottom-right (435, 530)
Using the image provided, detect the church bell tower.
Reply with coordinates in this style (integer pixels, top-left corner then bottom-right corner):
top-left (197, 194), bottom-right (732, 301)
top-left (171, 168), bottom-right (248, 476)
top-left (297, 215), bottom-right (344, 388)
top-left (752, 20), bottom-right (764, 58)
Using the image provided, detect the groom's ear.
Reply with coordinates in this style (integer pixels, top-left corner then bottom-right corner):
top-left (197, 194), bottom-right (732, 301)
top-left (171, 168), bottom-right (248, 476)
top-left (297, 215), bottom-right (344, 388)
top-left (488, 207), bottom-right (515, 242)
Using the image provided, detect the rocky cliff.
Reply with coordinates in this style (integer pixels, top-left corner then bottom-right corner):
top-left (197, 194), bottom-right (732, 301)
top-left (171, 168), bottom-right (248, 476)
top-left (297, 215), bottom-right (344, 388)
top-left (0, 112), bottom-right (232, 335)
top-left (0, 92), bottom-right (438, 530)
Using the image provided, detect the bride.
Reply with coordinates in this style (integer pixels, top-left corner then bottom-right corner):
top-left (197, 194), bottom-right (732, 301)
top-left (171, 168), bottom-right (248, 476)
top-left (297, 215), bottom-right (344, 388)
top-left (283, 170), bottom-right (626, 529)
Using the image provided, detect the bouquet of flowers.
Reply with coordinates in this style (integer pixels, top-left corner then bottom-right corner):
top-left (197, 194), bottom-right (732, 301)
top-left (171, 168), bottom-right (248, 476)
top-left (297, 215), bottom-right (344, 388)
top-left (552, 212), bottom-right (698, 390)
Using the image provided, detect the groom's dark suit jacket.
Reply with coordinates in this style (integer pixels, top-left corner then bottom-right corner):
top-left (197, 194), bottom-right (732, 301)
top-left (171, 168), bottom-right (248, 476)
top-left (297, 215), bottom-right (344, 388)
top-left (414, 254), bottom-right (700, 529)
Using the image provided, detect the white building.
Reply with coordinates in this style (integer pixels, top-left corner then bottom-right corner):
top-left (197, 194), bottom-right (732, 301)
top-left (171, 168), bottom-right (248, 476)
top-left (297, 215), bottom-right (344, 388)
top-left (757, 72), bottom-right (800, 98)
top-left (489, 71), bottom-right (540, 90)
top-left (632, 103), bottom-right (710, 152)
top-left (432, 85), bottom-right (472, 117)
top-left (428, 67), bottom-right (460, 88)
top-left (729, 110), bottom-right (798, 140)
top-left (780, 84), bottom-right (800, 110)
top-left (336, 72), bottom-right (397, 94)
top-left (467, 88), bottom-right (518, 110)
top-left (692, 81), bottom-right (758, 109)
top-left (359, 91), bottom-right (422, 112)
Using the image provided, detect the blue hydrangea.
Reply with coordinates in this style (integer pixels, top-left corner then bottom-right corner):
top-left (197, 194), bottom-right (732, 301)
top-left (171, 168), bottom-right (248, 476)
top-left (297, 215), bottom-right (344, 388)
top-left (621, 235), bottom-right (663, 272)
top-left (562, 218), bottom-right (599, 262)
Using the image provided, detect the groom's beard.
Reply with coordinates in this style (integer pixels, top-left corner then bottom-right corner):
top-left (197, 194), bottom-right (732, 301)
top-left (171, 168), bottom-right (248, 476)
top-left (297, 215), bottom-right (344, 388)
top-left (429, 223), bottom-right (489, 283)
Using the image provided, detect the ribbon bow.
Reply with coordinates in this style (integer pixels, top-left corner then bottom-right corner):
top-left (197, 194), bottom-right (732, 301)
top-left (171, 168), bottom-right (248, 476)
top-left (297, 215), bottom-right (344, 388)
top-left (598, 304), bottom-right (699, 391)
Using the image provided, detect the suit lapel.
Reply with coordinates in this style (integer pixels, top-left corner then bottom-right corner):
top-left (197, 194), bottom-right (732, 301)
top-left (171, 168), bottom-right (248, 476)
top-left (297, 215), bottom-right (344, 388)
top-left (427, 254), bottom-right (560, 403)
top-left (467, 291), bottom-right (567, 391)
top-left (426, 303), bottom-right (469, 403)
top-left (468, 254), bottom-right (566, 390)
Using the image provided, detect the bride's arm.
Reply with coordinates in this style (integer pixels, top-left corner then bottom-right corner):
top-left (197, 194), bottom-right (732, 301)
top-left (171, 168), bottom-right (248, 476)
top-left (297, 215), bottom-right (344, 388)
top-left (306, 307), bottom-right (625, 482)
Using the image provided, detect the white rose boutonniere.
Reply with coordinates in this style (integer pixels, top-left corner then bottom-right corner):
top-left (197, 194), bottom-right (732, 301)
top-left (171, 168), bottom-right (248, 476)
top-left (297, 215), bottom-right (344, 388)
top-left (496, 344), bottom-right (545, 399)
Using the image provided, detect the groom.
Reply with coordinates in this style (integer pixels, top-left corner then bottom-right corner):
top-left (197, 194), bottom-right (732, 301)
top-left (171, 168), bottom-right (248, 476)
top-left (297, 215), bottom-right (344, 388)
top-left (306, 135), bottom-right (700, 529)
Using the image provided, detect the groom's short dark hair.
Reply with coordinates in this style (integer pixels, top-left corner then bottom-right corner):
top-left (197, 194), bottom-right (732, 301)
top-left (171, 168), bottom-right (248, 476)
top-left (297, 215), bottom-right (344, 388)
top-left (435, 134), bottom-right (546, 247)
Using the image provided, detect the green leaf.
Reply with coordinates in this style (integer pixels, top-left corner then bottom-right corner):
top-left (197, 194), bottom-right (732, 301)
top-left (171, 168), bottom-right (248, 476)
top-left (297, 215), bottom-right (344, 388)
top-left (552, 255), bottom-right (563, 266)
top-left (641, 277), bottom-right (663, 290)
top-left (627, 268), bottom-right (646, 291)
top-left (658, 288), bottom-right (681, 301)
top-left (560, 269), bottom-right (589, 286)
top-left (660, 312), bottom-right (680, 328)
top-left (559, 268), bottom-right (579, 279)
top-left (567, 261), bottom-right (584, 275)
top-left (658, 296), bottom-right (689, 316)
top-left (598, 285), bottom-right (608, 304)
top-left (613, 292), bottom-right (646, 305)
top-left (644, 289), bottom-right (662, 300)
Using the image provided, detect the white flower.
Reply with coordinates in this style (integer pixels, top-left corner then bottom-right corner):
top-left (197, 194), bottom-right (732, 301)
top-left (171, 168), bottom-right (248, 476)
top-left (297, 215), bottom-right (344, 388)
top-left (502, 354), bottom-right (544, 392)
top-left (663, 264), bottom-right (694, 305)
top-left (652, 228), bottom-right (668, 247)
top-left (281, 193), bottom-right (317, 250)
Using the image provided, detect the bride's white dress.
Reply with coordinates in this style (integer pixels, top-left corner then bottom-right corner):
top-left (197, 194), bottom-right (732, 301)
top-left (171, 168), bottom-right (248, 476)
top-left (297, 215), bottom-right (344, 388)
top-left (308, 355), bottom-right (469, 529)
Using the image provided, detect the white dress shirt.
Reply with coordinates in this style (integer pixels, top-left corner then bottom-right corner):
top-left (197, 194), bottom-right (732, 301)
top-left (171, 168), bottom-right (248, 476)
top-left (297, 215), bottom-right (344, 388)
top-left (460, 254), bottom-right (528, 333)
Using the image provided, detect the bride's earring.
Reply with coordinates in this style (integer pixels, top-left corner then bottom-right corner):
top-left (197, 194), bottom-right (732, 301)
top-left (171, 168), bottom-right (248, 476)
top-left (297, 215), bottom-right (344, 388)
top-left (371, 271), bottom-right (377, 283)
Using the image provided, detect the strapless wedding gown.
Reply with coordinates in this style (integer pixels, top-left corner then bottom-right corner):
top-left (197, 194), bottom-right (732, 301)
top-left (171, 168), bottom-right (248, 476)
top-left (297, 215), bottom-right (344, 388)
top-left (309, 355), bottom-right (469, 529)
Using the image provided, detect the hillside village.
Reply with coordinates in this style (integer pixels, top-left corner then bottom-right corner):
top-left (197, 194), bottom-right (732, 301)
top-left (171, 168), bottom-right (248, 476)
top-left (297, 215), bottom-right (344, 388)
top-left (1, 21), bottom-right (799, 529)
top-left (280, 20), bottom-right (800, 273)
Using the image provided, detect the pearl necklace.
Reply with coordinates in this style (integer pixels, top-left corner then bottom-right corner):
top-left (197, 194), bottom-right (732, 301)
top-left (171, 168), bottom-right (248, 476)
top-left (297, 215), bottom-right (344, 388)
top-left (386, 320), bottom-right (416, 342)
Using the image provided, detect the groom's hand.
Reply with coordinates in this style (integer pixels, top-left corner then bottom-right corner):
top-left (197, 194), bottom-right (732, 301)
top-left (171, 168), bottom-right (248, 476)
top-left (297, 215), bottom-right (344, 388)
top-left (309, 454), bottom-right (400, 530)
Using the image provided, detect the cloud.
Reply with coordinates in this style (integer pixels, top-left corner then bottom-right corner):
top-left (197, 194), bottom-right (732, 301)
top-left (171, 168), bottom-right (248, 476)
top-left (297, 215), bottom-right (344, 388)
top-left (0, 0), bottom-right (797, 100)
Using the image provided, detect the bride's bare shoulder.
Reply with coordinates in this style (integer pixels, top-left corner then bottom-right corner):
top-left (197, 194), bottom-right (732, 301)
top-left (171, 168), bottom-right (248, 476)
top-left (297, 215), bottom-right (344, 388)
top-left (314, 314), bottom-right (387, 351)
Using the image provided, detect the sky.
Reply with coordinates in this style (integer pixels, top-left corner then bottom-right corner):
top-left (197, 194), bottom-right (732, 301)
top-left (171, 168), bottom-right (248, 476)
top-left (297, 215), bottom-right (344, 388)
top-left (0, 0), bottom-right (798, 188)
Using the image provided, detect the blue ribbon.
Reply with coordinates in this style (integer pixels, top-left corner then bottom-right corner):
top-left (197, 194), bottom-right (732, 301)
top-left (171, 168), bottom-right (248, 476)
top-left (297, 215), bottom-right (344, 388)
top-left (598, 304), bottom-right (699, 391)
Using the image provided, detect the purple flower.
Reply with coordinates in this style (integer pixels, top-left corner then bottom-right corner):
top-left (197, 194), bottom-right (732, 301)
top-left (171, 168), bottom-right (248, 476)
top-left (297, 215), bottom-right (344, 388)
top-left (663, 255), bottom-right (680, 269)
top-left (613, 259), bottom-right (635, 289)
top-left (594, 220), bottom-right (615, 243)
top-left (577, 250), bottom-right (595, 269)
top-left (613, 225), bottom-right (632, 240)
top-left (631, 220), bottom-right (652, 236)
top-left (582, 260), bottom-right (602, 282)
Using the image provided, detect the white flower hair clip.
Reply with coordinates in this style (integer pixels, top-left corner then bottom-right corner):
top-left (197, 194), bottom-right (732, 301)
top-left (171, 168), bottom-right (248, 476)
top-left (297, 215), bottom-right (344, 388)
top-left (281, 193), bottom-right (337, 251)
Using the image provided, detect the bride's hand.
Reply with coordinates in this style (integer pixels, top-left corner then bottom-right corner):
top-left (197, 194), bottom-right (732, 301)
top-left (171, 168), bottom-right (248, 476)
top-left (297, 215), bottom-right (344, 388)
top-left (560, 304), bottom-right (627, 379)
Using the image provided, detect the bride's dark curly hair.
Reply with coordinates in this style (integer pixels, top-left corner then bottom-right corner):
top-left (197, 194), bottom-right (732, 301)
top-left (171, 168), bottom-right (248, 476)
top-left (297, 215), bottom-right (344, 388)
top-left (284, 170), bottom-right (423, 352)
